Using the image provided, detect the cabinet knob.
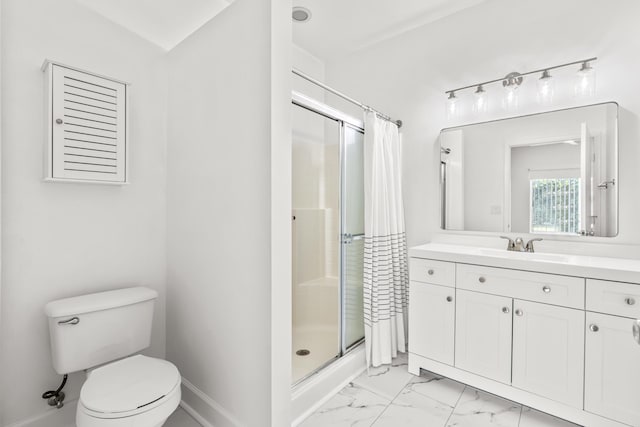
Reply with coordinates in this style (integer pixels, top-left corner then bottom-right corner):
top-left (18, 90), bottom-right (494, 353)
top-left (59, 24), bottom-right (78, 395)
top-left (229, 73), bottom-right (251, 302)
top-left (515, 309), bottom-right (523, 316)
top-left (502, 306), bottom-right (510, 314)
top-left (427, 269), bottom-right (434, 276)
top-left (446, 296), bottom-right (453, 302)
top-left (478, 276), bottom-right (486, 283)
top-left (542, 285), bottom-right (551, 293)
top-left (55, 118), bottom-right (63, 125)
top-left (625, 297), bottom-right (636, 306)
top-left (589, 324), bottom-right (599, 332)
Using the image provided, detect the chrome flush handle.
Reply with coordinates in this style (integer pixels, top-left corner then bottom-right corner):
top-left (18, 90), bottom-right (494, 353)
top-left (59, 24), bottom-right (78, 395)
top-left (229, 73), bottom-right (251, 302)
top-left (58, 317), bottom-right (80, 325)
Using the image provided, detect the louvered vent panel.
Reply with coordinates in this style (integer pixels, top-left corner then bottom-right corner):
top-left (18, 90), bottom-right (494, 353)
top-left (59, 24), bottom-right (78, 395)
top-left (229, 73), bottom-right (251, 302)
top-left (44, 62), bottom-right (128, 183)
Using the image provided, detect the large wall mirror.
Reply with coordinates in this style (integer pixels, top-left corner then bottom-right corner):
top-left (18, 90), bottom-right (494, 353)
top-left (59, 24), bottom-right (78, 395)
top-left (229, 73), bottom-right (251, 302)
top-left (440, 102), bottom-right (618, 237)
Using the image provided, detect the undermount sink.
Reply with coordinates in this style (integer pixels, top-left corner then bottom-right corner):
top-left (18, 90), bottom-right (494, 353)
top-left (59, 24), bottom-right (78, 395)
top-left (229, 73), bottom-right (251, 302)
top-left (476, 247), bottom-right (571, 263)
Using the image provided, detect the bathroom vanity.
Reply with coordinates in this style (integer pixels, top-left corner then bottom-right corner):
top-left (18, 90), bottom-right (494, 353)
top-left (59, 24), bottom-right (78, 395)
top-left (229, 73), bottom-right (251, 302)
top-left (408, 243), bottom-right (640, 427)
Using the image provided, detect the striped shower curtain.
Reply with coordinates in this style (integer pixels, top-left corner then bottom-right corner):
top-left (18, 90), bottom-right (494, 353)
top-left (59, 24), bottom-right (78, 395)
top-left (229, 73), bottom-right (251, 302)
top-left (363, 111), bottom-right (409, 368)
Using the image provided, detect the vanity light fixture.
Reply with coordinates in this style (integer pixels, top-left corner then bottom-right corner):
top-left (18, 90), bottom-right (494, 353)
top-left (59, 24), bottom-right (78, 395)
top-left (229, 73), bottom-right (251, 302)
top-left (537, 70), bottom-right (555, 105)
top-left (575, 61), bottom-right (596, 97)
top-left (502, 72), bottom-right (522, 111)
top-left (446, 91), bottom-right (460, 120)
top-left (472, 85), bottom-right (488, 114)
top-left (445, 57), bottom-right (597, 118)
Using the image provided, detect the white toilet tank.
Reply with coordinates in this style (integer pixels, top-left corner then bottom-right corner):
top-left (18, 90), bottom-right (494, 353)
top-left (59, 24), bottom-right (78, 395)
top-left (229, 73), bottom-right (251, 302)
top-left (45, 287), bottom-right (158, 375)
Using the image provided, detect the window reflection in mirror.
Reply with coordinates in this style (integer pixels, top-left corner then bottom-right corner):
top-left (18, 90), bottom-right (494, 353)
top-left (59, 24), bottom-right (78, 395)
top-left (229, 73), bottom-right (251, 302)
top-left (440, 102), bottom-right (618, 237)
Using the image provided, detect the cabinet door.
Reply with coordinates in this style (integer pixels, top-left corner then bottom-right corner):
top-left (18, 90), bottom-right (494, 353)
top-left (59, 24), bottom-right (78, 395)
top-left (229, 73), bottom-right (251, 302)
top-left (512, 300), bottom-right (584, 408)
top-left (585, 312), bottom-right (640, 426)
top-left (409, 281), bottom-right (455, 365)
top-left (455, 289), bottom-right (512, 384)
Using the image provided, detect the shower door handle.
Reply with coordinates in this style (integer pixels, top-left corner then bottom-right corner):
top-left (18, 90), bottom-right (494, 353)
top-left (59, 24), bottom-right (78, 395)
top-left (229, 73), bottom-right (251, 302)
top-left (341, 233), bottom-right (364, 244)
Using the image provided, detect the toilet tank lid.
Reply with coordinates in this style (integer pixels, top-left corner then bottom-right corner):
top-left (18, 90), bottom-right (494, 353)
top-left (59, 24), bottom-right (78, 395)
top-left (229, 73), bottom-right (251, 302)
top-left (45, 287), bottom-right (158, 318)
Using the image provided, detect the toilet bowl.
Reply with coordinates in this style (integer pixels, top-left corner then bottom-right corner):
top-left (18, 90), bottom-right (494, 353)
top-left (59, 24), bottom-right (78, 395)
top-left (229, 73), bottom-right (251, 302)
top-left (76, 355), bottom-right (181, 427)
top-left (45, 287), bottom-right (181, 427)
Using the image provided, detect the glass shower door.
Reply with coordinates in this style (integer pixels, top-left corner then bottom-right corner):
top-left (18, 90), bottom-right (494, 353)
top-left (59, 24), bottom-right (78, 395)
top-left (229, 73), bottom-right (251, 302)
top-left (291, 96), bottom-right (366, 384)
top-left (291, 104), bottom-right (341, 383)
top-left (341, 124), bottom-right (365, 350)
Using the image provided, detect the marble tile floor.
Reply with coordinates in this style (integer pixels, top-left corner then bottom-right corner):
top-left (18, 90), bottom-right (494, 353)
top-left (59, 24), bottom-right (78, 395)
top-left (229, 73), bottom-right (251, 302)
top-left (300, 353), bottom-right (581, 427)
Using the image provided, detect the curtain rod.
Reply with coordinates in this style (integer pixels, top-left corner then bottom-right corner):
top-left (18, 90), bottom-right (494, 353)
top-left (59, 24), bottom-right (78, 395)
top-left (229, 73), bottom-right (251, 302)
top-left (292, 68), bottom-right (402, 128)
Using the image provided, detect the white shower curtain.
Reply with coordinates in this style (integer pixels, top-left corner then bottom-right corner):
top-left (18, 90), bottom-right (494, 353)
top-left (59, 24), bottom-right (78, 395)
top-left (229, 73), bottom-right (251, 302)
top-left (363, 111), bottom-right (409, 368)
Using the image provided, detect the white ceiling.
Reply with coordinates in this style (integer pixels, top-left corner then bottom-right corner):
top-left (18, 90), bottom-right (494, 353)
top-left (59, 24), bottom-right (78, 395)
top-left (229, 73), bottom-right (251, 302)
top-left (76, 0), bottom-right (232, 51)
top-left (292, 0), bottom-right (488, 61)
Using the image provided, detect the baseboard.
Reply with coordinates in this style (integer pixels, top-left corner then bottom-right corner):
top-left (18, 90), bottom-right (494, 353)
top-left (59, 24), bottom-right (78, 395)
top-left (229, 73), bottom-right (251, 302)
top-left (179, 400), bottom-right (214, 427)
top-left (5, 399), bottom-right (77, 427)
top-left (180, 377), bottom-right (243, 427)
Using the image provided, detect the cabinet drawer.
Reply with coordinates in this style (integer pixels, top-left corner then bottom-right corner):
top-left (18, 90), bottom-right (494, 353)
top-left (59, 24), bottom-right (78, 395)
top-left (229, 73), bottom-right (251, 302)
top-left (457, 264), bottom-right (584, 309)
top-left (410, 258), bottom-right (455, 287)
top-left (586, 279), bottom-right (640, 317)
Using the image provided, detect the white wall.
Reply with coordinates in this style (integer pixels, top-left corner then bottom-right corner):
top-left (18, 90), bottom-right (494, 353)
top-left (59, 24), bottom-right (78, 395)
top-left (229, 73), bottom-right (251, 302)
top-left (293, 44), bottom-right (325, 99)
top-left (324, 0), bottom-right (640, 257)
top-left (0, 0), bottom-right (169, 425)
top-left (165, 0), bottom-right (291, 425)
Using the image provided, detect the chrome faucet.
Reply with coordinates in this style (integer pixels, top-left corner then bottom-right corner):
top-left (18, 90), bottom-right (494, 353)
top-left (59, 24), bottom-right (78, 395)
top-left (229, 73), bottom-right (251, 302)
top-left (500, 236), bottom-right (543, 253)
top-left (525, 238), bottom-right (543, 253)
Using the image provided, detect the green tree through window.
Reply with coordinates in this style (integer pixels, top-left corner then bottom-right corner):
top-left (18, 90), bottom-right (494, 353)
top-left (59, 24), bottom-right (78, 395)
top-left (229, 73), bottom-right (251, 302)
top-left (530, 178), bottom-right (580, 234)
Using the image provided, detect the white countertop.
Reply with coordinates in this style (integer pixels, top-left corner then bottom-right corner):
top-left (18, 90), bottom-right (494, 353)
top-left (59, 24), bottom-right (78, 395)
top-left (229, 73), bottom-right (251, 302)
top-left (410, 243), bottom-right (640, 284)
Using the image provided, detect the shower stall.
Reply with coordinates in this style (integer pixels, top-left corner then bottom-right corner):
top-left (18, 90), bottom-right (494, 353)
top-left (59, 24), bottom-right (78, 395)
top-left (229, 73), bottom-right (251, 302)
top-left (291, 91), bottom-right (365, 384)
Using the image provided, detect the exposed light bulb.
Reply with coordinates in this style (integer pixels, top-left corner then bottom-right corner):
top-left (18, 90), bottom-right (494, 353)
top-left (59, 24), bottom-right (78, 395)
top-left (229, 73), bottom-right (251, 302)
top-left (502, 72), bottom-right (522, 112)
top-left (575, 62), bottom-right (596, 97)
top-left (472, 85), bottom-right (488, 114)
top-left (446, 92), bottom-right (460, 120)
top-left (537, 70), bottom-right (555, 105)
top-left (502, 86), bottom-right (519, 111)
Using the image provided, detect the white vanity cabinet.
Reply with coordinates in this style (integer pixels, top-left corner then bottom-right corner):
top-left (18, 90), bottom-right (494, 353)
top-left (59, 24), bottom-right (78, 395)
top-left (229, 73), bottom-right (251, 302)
top-left (408, 244), bottom-right (640, 427)
top-left (408, 258), bottom-right (456, 365)
top-left (454, 289), bottom-right (512, 384)
top-left (511, 299), bottom-right (584, 408)
top-left (583, 278), bottom-right (640, 426)
top-left (584, 312), bottom-right (640, 426)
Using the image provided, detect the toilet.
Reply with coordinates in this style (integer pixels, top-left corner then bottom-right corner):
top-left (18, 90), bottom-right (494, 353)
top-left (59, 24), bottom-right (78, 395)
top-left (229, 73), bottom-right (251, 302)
top-left (45, 287), bottom-right (181, 427)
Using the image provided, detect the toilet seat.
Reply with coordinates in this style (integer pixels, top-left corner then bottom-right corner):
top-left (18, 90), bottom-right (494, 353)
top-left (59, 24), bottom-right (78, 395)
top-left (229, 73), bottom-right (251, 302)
top-left (79, 355), bottom-right (180, 419)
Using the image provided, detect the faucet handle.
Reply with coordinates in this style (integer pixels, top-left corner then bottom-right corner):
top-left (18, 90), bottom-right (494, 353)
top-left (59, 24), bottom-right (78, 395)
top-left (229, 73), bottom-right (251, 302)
top-left (525, 238), bottom-right (543, 253)
top-left (500, 236), bottom-right (515, 250)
